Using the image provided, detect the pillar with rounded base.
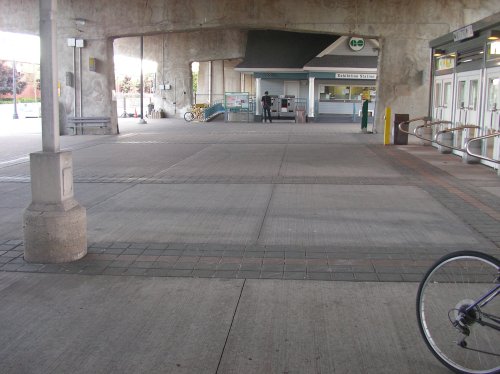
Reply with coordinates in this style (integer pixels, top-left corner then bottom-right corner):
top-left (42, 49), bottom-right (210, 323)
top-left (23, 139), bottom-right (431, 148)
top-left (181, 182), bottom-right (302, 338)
top-left (23, 151), bottom-right (87, 263)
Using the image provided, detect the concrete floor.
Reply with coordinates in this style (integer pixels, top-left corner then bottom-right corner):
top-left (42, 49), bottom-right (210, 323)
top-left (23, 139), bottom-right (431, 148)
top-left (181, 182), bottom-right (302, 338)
top-left (0, 117), bottom-right (499, 373)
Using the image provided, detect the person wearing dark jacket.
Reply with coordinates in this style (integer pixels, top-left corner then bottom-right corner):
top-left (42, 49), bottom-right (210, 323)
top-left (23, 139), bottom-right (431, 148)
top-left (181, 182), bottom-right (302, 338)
top-left (261, 91), bottom-right (272, 123)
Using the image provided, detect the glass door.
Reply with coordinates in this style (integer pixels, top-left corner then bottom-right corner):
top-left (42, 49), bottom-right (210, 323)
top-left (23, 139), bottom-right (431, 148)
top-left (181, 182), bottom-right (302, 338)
top-left (484, 69), bottom-right (500, 164)
top-left (454, 71), bottom-right (481, 149)
top-left (433, 75), bottom-right (453, 121)
top-left (432, 75), bottom-right (453, 141)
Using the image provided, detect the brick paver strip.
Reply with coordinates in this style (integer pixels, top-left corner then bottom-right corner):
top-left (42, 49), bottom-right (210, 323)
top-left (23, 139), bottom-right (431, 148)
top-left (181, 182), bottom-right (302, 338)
top-left (2, 139), bottom-right (499, 282)
top-left (371, 146), bottom-right (500, 247)
top-left (1, 235), bottom-right (499, 282)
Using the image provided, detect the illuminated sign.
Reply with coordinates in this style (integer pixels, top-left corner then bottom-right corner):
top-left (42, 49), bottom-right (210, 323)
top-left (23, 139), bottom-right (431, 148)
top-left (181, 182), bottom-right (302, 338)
top-left (335, 73), bottom-right (377, 80)
top-left (349, 38), bottom-right (365, 51)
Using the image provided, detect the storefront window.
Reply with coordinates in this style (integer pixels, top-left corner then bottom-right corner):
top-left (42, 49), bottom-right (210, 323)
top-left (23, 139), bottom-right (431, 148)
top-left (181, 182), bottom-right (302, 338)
top-left (487, 41), bottom-right (500, 61)
top-left (320, 85), bottom-right (375, 101)
top-left (435, 55), bottom-right (455, 70)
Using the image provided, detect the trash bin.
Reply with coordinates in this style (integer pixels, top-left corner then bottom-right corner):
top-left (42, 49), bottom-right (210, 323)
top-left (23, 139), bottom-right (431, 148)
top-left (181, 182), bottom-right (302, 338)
top-left (393, 113), bottom-right (409, 145)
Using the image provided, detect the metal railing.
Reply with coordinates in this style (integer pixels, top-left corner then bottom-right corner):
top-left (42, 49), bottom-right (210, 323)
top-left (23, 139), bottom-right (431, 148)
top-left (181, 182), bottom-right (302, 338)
top-left (434, 124), bottom-right (480, 151)
top-left (397, 117), bottom-right (451, 143)
top-left (203, 103), bottom-right (225, 120)
top-left (465, 132), bottom-right (500, 164)
top-left (398, 117), bottom-right (500, 165)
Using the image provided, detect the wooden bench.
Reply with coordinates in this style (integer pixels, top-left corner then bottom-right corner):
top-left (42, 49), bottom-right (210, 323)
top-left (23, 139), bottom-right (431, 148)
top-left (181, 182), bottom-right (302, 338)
top-left (67, 116), bottom-right (111, 135)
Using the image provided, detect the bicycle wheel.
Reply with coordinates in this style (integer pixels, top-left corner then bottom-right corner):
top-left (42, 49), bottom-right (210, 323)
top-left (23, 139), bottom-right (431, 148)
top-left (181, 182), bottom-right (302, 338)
top-left (184, 112), bottom-right (194, 122)
top-left (417, 251), bottom-right (500, 374)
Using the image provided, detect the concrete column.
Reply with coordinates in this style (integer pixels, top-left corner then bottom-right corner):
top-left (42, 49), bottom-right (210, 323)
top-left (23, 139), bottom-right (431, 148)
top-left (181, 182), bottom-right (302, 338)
top-left (59, 36), bottom-right (118, 134)
top-left (208, 61), bottom-right (212, 105)
top-left (375, 36), bottom-right (429, 134)
top-left (223, 59), bottom-right (241, 93)
top-left (23, 0), bottom-right (87, 264)
top-left (197, 61), bottom-right (210, 105)
top-left (255, 77), bottom-right (262, 116)
top-left (212, 60), bottom-right (224, 104)
top-left (308, 77), bottom-right (315, 119)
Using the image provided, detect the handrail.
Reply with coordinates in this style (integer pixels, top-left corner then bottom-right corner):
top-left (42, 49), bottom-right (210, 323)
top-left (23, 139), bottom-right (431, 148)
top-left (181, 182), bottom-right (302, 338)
top-left (397, 117), bottom-right (451, 143)
top-left (415, 119), bottom-right (452, 142)
top-left (465, 131), bottom-right (500, 164)
top-left (398, 116), bottom-right (499, 165)
top-left (397, 117), bottom-right (429, 140)
top-left (434, 125), bottom-right (480, 152)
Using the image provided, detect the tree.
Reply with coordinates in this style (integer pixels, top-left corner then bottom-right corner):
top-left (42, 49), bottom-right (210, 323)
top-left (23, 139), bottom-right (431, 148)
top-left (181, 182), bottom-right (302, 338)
top-left (0, 61), bottom-right (27, 96)
top-left (117, 75), bottom-right (139, 94)
top-left (192, 71), bottom-right (198, 94)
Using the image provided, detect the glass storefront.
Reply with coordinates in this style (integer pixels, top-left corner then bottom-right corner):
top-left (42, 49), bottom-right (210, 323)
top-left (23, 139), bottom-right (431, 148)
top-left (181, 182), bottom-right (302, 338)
top-left (319, 85), bottom-right (376, 101)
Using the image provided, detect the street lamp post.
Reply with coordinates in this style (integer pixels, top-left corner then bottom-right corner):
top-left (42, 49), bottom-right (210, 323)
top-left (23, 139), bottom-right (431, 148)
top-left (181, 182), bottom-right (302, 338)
top-left (12, 60), bottom-right (19, 119)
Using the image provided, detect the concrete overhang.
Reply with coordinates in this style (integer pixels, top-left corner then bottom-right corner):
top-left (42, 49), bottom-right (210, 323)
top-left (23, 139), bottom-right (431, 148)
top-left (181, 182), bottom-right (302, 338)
top-left (236, 30), bottom-right (338, 70)
top-left (430, 11), bottom-right (500, 48)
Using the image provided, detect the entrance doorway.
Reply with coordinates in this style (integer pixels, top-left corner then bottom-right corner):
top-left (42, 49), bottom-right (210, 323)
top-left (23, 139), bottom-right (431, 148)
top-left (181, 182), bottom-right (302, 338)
top-left (454, 71), bottom-right (481, 149)
top-left (484, 67), bottom-right (500, 166)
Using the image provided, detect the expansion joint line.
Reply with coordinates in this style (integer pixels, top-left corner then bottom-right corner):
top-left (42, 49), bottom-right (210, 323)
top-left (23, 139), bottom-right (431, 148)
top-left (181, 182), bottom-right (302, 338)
top-left (256, 131), bottom-right (290, 242)
top-left (215, 278), bottom-right (246, 374)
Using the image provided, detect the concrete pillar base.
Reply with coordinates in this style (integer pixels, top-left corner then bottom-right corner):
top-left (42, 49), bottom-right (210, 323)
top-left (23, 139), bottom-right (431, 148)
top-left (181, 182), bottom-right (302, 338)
top-left (419, 127), bottom-right (432, 146)
top-left (23, 151), bottom-right (87, 263)
top-left (438, 132), bottom-right (453, 154)
top-left (23, 201), bottom-right (87, 263)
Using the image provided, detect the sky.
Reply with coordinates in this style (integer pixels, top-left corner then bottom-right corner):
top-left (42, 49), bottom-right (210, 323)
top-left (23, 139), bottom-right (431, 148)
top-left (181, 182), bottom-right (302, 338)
top-left (0, 32), bottom-right (40, 63)
top-left (0, 31), bottom-right (199, 74)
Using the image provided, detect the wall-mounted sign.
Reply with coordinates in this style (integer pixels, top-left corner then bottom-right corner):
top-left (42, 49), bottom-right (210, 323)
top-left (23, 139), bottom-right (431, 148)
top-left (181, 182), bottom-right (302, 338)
top-left (89, 57), bottom-right (96, 72)
top-left (453, 25), bottom-right (474, 42)
top-left (335, 72), bottom-right (377, 80)
top-left (349, 37), bottom-right (365, 51)
top-left (225, 92), bottom-right (249, 111)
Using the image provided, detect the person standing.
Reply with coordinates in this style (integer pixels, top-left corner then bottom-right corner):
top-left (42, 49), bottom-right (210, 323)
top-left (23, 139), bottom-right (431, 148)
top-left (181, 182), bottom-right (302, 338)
top-left (261, 91), bottom-right (272, 123)
top-left (361, 88), bottom-right (370, 133)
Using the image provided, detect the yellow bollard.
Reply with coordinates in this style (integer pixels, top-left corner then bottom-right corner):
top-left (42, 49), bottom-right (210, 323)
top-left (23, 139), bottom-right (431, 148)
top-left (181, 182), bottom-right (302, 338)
top-left (384, 107), bottom-right (391, 145)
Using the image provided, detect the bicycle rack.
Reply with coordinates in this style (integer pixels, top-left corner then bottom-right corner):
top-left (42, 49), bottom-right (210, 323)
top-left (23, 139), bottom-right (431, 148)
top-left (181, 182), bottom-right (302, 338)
top-left (397, 117), bottom-right (500, 166)
top-left (434, 125), bottom-right (480, 152)
top-left (465, 131), bottom-right (500, 164)
top-left (397, 117), bottom-right (452, 143)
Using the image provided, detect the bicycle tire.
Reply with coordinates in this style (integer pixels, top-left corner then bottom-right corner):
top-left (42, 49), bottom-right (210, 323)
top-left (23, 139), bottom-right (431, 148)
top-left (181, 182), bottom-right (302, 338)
top-left (184, 112), bottom-right (194, 122)
top-left (416, 251), bottom-right (500, 374)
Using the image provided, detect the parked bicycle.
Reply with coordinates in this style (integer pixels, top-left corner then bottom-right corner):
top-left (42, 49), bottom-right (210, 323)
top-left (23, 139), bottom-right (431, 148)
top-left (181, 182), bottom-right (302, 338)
top-left (416, 251), bottom-right (499, 373)
top-left (184, 106), bottom-right (205, 122)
